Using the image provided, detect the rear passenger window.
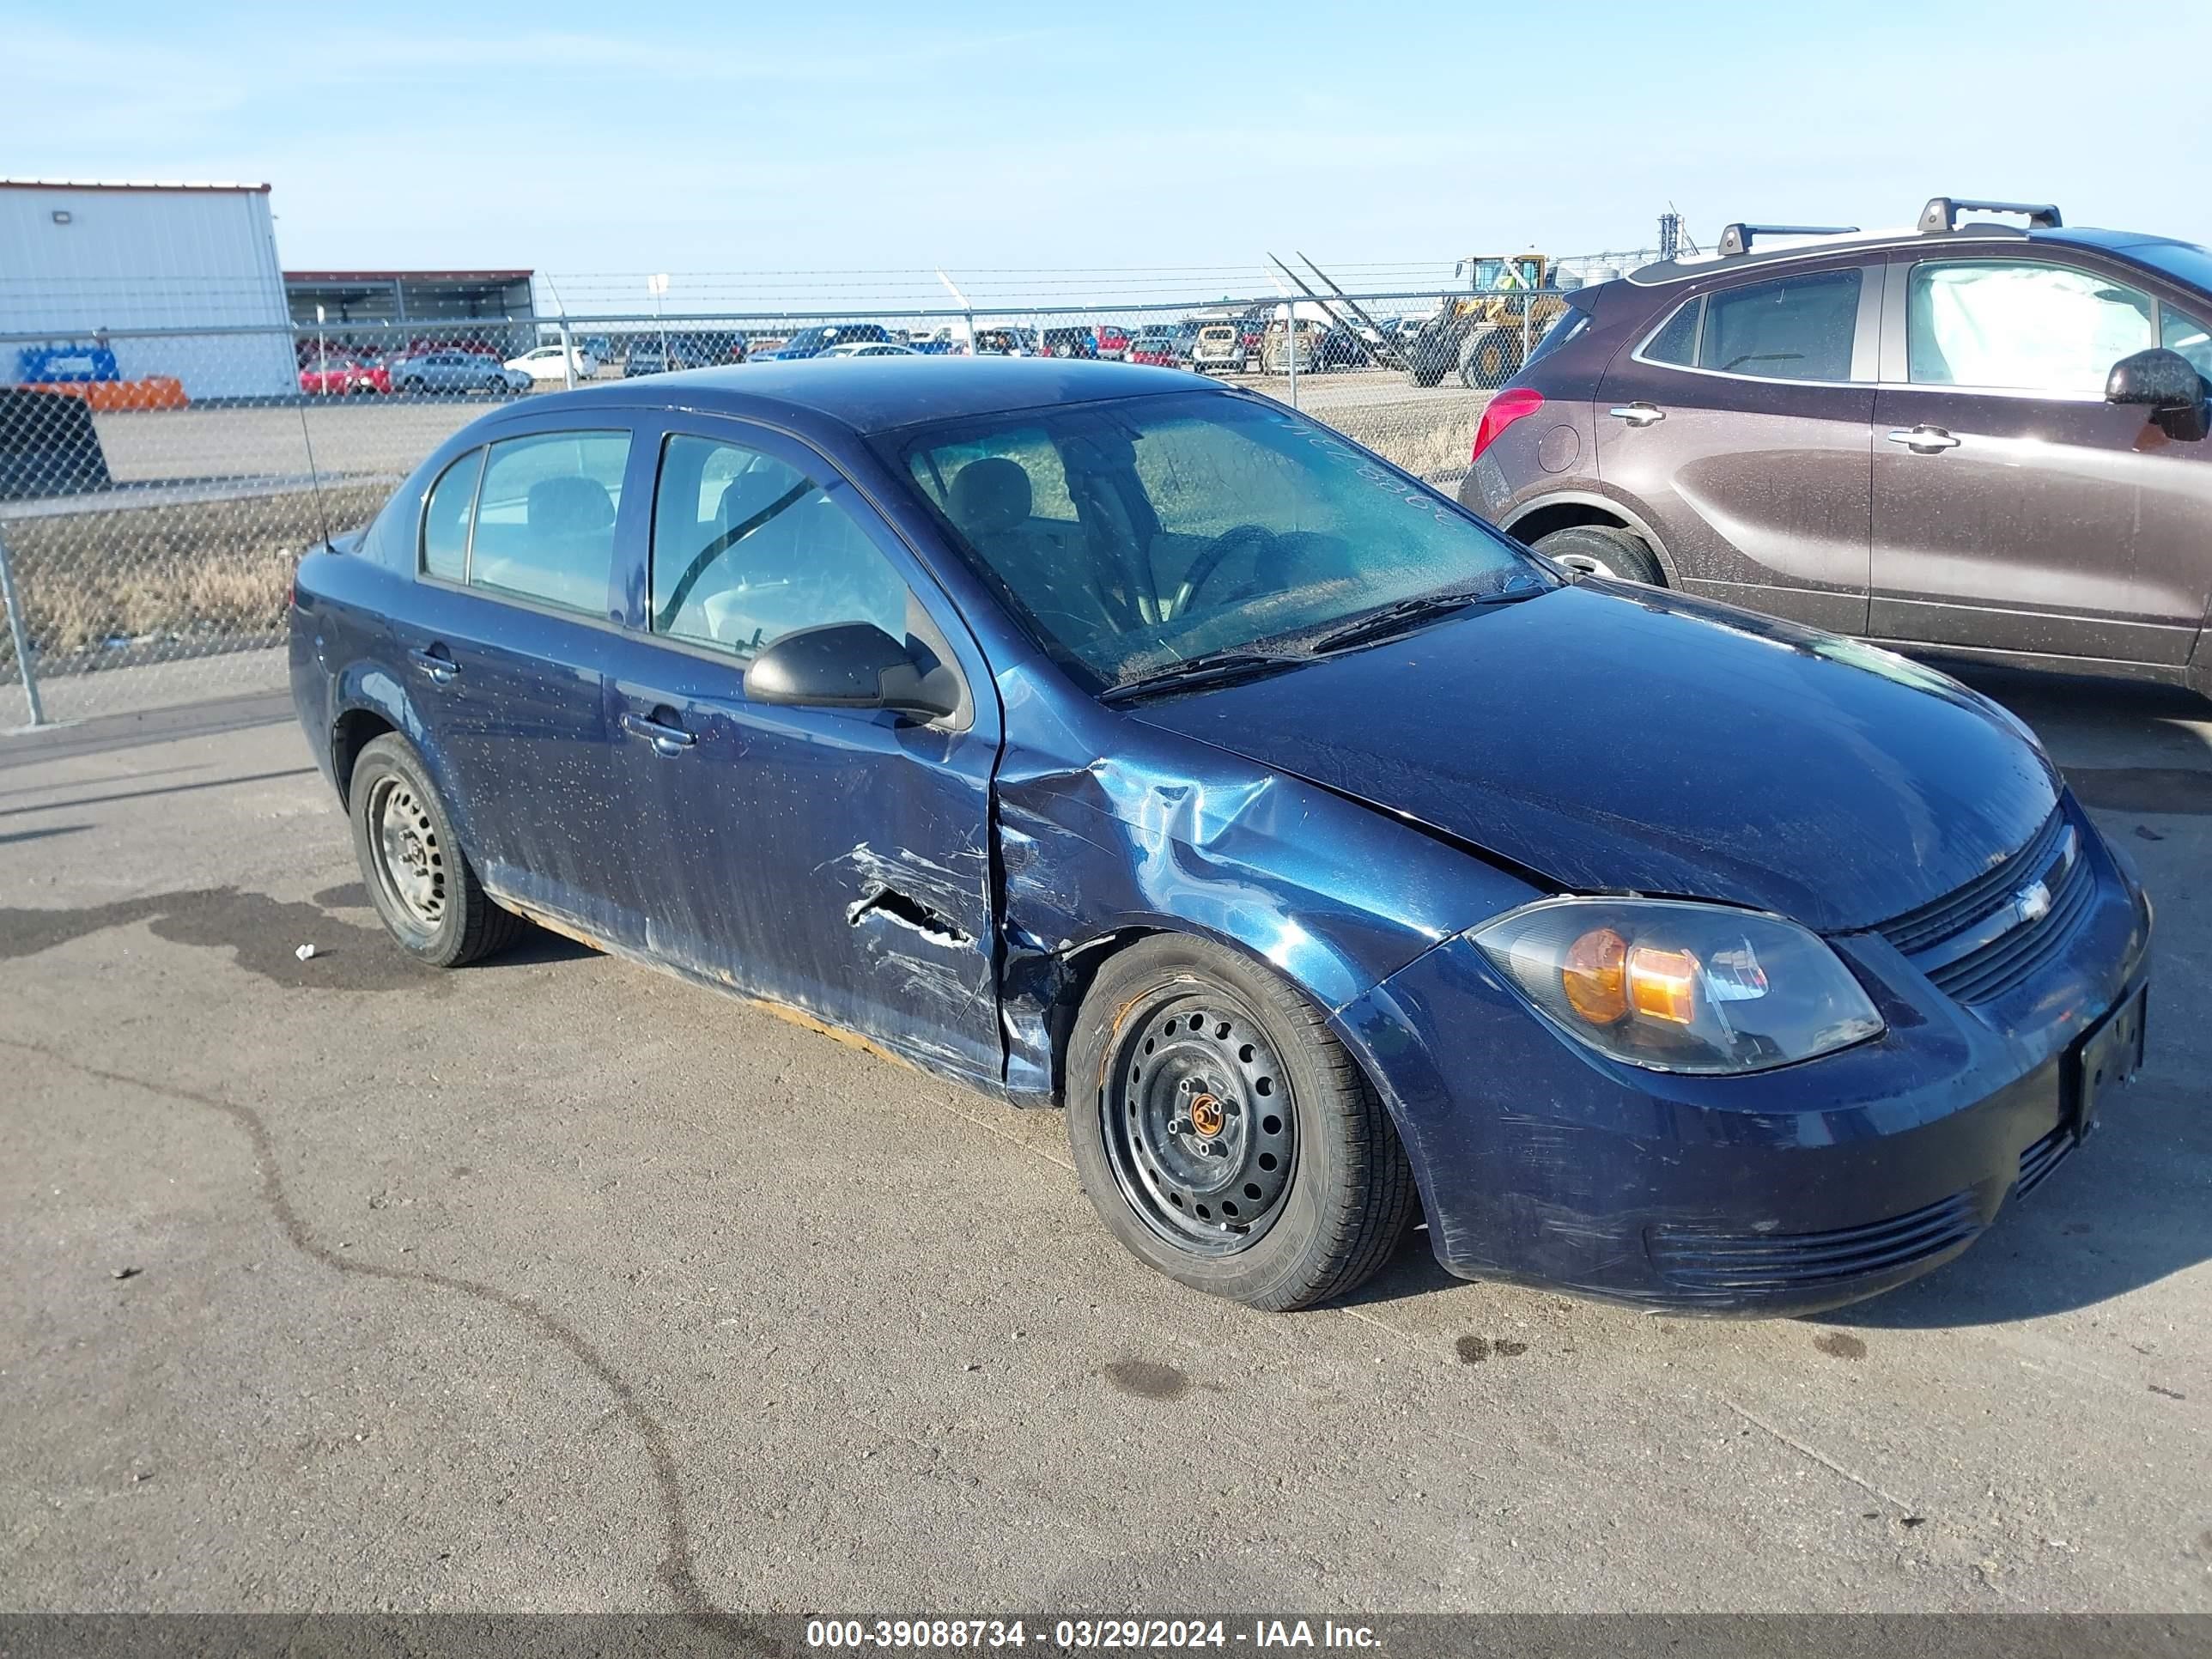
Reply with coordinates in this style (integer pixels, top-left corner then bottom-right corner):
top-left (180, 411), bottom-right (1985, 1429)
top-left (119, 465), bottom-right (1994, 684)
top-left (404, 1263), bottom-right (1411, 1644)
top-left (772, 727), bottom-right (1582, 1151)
top-left (1641, 297), bottom-right (1701, 367)
top-left (650, 434), bottom-right (910, 659)
top-left (465, 431), bottom-right (632, 615)
top-left (420, 448), bottom-right (483, 580)
top-left (1698, 270), bottom-right (1861, 381)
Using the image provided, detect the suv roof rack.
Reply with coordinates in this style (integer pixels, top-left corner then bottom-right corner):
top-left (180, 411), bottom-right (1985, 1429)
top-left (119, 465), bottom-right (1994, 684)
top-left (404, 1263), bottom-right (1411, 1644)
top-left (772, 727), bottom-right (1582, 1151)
top-left (1716, 222), bottom-right (1861, 257)
top-left (1918, 197), bottom-right (2063, 234)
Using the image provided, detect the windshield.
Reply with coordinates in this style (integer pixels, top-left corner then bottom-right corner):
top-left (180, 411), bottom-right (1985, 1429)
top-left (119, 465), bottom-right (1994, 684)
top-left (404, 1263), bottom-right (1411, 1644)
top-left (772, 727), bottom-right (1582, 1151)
top-left (897, 392), bottom-right (1545, 691)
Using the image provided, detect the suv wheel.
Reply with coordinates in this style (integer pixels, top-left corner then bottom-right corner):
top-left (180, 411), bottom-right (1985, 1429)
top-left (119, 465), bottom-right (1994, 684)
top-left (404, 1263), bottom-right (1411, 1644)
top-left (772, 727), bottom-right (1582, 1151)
top-left (1533, 525), bottom-right (1663, 585)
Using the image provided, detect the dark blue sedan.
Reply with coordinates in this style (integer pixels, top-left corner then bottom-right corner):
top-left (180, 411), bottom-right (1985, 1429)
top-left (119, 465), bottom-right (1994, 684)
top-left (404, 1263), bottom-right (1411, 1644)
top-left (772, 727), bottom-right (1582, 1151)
top-left (289, 360), bottom-right (2152, 1314)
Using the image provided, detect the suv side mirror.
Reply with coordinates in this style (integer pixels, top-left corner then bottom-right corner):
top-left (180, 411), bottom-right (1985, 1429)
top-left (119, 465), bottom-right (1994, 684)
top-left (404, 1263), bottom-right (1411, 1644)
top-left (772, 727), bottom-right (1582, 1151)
top-left (2106, 348), bottom-right (2210, 442)
top-left (744, 622), bottom-right (961, 720)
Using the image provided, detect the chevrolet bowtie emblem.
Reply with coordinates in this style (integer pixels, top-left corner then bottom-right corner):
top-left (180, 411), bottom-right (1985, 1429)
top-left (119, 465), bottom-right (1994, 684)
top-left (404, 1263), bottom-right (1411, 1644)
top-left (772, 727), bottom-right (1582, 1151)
top-left (2016, 880), bottom-right (2052, 924)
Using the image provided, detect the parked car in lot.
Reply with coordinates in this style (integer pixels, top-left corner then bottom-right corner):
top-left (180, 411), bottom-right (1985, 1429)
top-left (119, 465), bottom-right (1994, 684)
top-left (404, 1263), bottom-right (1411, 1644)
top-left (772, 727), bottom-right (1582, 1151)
top-left (817, 342), bottom-right (920, 358)
top-left (760, 323), bottom-right (893, 362)
top-left (294, 358), bottom-right (2150, 1316)
top-left (299, 353), bottom-right (391, 396)
top-left (972, 326), bottom-right (1039, 357)
top-left (1094, 324), bottom-right (1132, 361)
top-left (1037, 326), bottom-right (1098, 360)
top-left (1468, 197), bottom-right (2212, 698)
top-left (1126, 325), bottom-right (1181, 368)
top-left (622, 340), bottom-right (709, 377)
top-left (390, 349), bottom-right (532, 395)
top-left (1189, 320), bottom-right (1249, 374)
top-left (506, 343), bottom-right (600, 384)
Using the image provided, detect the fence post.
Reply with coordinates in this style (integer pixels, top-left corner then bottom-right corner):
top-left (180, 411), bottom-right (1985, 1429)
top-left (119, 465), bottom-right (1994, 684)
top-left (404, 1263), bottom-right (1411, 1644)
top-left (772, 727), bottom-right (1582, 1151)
top-left (0, 522), bottom-right (46, 728)
top-left (1285, 305), bottom-right (1298, 410)
top-left (558, 318), bottom-right (577, 390)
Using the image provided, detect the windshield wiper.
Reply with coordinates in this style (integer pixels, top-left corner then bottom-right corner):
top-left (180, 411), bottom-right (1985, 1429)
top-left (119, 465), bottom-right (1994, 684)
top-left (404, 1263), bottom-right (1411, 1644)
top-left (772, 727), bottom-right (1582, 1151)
top-left (1310, 578), bottom-right (1546, 653)
top-left (1097, 650), bottom-right (1311, 706)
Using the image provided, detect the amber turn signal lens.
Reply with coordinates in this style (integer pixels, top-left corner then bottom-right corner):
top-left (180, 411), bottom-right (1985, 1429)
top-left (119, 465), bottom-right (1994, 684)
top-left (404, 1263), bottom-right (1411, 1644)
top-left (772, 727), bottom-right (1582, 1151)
top-left (1560, 927), bottom-right (1629, 1024)
top-left (1626, 945), bottom-right (1699, 1024)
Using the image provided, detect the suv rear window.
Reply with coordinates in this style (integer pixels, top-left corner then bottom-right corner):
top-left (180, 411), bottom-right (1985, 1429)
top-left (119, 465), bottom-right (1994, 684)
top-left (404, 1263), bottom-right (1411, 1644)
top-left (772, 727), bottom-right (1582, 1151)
top-left (1524, 306), bottom-right (1592, 369)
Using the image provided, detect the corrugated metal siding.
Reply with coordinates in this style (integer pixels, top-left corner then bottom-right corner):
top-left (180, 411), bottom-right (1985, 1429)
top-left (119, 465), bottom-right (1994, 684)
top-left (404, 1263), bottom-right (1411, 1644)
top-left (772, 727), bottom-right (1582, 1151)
top-left (0, 185), bottom-right (295, 398)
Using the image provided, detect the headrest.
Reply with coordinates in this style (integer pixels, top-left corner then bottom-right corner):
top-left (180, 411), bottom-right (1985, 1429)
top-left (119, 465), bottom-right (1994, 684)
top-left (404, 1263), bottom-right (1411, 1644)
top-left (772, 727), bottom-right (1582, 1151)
top-left (947, 457), bottom-right (1032, 539)
top-left (526, 475), bottom-right (615, 535)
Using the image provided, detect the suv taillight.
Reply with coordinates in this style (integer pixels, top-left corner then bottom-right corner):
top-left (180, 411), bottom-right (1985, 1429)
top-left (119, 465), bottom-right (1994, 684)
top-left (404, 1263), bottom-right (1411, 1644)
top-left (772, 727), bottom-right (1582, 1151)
top-left (1471, 388), bottom-right (1545, 461)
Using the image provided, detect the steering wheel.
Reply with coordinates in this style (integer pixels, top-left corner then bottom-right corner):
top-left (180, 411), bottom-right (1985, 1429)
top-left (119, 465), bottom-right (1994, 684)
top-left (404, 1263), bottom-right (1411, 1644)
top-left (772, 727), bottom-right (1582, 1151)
top-left (1168, 523), bottom-right (1282, 619)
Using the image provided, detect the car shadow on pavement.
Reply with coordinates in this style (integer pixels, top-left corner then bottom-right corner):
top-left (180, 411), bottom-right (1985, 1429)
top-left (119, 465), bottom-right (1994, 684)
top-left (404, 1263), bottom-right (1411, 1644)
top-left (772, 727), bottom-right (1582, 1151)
top-left (1826, 1085), bottom-right (2209, 1329)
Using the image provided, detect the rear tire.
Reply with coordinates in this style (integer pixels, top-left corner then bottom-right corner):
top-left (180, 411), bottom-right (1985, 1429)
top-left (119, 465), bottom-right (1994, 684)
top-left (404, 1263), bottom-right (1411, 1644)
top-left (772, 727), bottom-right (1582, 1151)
top-left (1066, 935), bottom-right (1417, 1311)
top-left (1533, 523), bottom-right (1664, 585)
top-left (349, 733), bottom-right (523, 969)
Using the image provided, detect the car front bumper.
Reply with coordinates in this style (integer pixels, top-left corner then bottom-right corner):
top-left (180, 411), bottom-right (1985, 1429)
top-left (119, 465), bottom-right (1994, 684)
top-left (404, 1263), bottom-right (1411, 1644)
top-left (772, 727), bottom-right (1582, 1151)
top-left (1334, 807), bottom-right (2153, 1316)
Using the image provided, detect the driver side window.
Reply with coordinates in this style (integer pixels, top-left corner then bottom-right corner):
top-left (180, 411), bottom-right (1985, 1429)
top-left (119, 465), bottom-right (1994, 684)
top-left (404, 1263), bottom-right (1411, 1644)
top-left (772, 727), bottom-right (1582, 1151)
top-left (649, 434), bottom-right (908, 660)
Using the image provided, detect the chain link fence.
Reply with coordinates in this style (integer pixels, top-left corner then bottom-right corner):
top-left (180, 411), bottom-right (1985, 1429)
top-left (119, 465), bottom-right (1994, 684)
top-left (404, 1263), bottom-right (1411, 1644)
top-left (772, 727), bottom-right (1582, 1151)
top-left (0, 278), bottom-right (1592, 732)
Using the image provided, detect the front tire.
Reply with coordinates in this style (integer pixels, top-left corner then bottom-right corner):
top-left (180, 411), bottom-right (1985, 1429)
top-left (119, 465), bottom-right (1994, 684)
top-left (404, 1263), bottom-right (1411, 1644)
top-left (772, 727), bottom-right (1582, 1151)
top-left (1459, 328), bottom-right (1522, 389)
top-left (349, 733), bottom-right (523, 969)
top-left (1066, 935), bottom-right (1417, 1311)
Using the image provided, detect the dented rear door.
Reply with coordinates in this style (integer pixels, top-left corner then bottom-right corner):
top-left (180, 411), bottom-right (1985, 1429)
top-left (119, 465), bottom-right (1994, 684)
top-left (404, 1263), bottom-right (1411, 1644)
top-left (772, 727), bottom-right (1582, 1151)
top-left (599, 417), bottom-right (1004, 1084)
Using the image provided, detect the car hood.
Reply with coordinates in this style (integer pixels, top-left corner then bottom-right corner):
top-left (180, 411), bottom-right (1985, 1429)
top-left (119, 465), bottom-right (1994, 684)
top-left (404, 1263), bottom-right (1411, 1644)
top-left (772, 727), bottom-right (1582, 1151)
top-left (1127, 582), bottom-right (2059, 933)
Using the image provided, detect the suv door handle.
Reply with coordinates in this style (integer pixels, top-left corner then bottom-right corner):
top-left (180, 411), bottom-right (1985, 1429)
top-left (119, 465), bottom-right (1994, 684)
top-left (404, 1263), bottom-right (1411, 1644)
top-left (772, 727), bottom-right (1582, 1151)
top-left (1887, 425), bottom-right (1962, 453)
top-left (621, 711), bottom-right (697, 757)
top-left (1607, 403), bottom-right (1665, 427)
top-left (407, 645), bottom-right (458, 684)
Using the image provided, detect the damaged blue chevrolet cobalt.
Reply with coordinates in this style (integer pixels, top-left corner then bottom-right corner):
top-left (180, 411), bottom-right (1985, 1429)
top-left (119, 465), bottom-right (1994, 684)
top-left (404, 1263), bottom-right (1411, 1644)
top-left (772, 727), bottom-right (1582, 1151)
top-left (291, 358), bottom-right (2151, 1315)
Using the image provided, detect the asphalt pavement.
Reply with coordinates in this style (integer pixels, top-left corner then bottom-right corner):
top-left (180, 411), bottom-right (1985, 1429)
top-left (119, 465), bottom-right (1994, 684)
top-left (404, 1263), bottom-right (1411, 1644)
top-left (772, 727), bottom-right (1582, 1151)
top-left (1, 672), bottom-right (2206, 1616)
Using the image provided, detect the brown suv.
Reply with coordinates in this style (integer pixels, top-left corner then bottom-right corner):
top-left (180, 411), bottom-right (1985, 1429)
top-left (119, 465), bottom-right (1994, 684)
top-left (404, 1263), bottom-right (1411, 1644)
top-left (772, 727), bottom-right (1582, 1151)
top-left (1464, 197), bottom-right (2212, 696)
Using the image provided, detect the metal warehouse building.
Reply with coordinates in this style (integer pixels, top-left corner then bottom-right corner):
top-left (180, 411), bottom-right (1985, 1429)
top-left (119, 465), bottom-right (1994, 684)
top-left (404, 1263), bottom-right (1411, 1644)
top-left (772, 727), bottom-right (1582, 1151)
top-left (0, 179), bottom-right (297, 399)
top-left (283, 269), bottom-right (535, 326)
top-left (283, 269), bottom-right (538, 359)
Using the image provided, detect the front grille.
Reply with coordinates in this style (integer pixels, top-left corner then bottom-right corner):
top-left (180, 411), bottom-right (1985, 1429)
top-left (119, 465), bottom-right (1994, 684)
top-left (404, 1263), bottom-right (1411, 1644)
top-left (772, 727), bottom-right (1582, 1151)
top-left (1877, 805), bottom-right (2094, 1004)
top-left (2014, 1121), bottom-right (2077, 1198)
top-left (1649, 1190), bottom-right (1983, 1296)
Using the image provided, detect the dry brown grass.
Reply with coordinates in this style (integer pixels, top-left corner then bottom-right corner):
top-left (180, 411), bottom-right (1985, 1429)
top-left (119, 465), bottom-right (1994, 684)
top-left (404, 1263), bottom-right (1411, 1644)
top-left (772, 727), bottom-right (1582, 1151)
top-left (3, 482), bottom-right (386, 665)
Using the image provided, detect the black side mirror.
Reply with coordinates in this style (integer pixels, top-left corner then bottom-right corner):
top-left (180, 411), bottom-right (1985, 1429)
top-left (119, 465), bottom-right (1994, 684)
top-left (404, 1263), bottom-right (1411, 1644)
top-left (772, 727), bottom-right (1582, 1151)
top-left (744, 622), bottom-right (961, 720)
top-left (2106, 347), bottom-right (2210, 441)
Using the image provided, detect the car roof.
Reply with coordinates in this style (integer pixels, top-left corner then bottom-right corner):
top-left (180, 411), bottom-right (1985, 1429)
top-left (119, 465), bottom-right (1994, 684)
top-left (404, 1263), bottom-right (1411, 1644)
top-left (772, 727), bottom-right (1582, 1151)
top-left (518, 357), bottom-right (1211, 434)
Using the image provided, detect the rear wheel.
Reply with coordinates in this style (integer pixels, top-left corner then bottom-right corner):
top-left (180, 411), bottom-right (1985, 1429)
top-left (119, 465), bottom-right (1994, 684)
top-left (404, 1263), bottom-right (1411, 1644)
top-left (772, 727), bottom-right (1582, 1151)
top-left (349, 734), bottom-right (523, 969)
top-left (1533, 523), bottom-right (1664, 585)
top-left (1066, 935), bottom-right (1417, 1311)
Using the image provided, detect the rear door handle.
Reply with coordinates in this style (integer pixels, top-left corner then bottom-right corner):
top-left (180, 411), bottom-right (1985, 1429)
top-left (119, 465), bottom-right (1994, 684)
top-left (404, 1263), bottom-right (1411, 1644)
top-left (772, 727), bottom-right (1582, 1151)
top-left (621, 711), bottom-right (697, 757)
top-left (408, 645), bottom-right (458, 684)
top-left (1607, 403), bottom-right (1665, 427)
top-left (1887, 425), bottom-right (1962, 453)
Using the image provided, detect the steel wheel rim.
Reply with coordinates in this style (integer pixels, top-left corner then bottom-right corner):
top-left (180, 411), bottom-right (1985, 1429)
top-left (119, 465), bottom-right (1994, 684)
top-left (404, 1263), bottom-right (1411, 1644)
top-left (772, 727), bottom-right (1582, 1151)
top-left (1101, 990), bottom-right (1296, 1256)
top-left (1553, 550), bottom-right (1622, 579)
top-left (368, 775), bottom-right (446, 931)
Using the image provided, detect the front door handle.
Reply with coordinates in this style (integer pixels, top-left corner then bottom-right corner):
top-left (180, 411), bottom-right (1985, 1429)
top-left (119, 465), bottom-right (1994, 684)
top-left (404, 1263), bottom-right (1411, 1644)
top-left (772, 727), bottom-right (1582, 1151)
top-left (408, 645), bottom-right (458, 684)
top-left (621, 711), bottom-right (696, 757)
top-left (1607, 402), bottom-right (1666, 428)
top-left (1887, 425), bottom-right (1962, 453)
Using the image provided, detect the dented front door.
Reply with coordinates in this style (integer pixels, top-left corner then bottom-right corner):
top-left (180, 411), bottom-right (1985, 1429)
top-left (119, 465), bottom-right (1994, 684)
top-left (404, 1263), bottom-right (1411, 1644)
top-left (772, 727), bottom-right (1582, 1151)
top-left (599, 421), bottom-right (1002, 1085)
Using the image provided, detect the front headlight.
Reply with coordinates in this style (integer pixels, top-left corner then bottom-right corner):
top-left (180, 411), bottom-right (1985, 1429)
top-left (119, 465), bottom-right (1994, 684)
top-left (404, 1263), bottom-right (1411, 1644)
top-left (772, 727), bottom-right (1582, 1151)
top-left (1470, 898), bottom-right (1883, 1075)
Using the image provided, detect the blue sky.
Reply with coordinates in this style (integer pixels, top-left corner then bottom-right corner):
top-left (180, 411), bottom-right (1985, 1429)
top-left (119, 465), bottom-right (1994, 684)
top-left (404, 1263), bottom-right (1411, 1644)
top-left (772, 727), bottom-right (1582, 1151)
top-left (5, 0), bottom-right (2207, 308)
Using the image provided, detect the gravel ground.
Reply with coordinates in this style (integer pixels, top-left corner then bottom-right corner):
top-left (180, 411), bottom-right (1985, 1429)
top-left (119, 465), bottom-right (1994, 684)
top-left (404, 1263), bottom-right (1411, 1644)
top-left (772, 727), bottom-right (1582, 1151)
top-left (0, 672), bottom-right (2206, 1619)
